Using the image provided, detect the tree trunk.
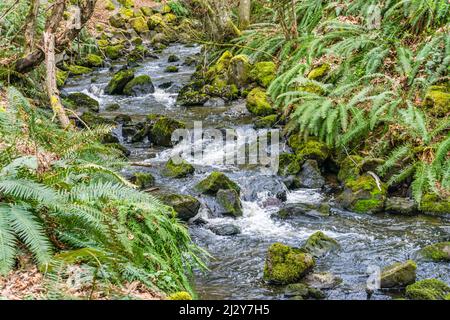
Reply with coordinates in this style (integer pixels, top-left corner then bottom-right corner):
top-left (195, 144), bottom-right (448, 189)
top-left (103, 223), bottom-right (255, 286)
top-left (239, 0), bottom-right (251, 30)
top-left (23, 0), bottom-right (40, 53)
top-left (43, 32), bottom-right (72, 130)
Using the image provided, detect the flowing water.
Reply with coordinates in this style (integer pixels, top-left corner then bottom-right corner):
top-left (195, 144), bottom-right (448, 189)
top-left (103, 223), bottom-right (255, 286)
top-left (65, 44), bottom-right (450, 300)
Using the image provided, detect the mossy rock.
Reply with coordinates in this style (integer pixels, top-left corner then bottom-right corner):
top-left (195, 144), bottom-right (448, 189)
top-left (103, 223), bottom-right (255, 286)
top-left (123, 75), bottom-right (155, 96)
top-left (105, 69), bottom-right (135, 95)
top-left (66, 92), bottom-right (99, 112)
top-left (263, 243), bottom-right (315, 284)
top-left (119, 8), bottom-right (134, 19)
top-left (337, 155), bottom-right (363, 182)
top-left (56, 69), bottom-right (68, 87)
top-left (163, 13), bottom-right (177, 24)
top-left (105, 103), bottom-right (120, 111)
top-left (209, 50), bottom-right (233, 75)
top-left (307, 64), bottom-right (330, 81)
top-left (147, 14), bottom-right (164, 29)
top-left (131, 172), bottom-right (155, 190)
top-left (130, 17), bottom-right (149, 33)
top-left (131, 37), bottom-right (143, 46)
top-left (216, 189), bottom-right (243, 217)
top-left (80, 111), bottom-right (115, 127)
top-left (228, 54), bottom-right (252, 88)
top-left (303, 231), bottom-right (340, 258)
top-left (104, 45), bottom-right (124, 60)
top-left (168, 292), bottom-right (192, 300)
top-left (277, 153), bottom-right (302, 176)
top-left (255, 114), bottom-right (278, 129)
top-left (339, 174), bottom-right (387, 213)
top-left (246, 87), bottom-right (275, 116)
top-left (298, 82), bottom-right (325, 95)
top-left (423, 85), bottom-right (450, 117)
top-left (109, 13), bottom-right (126, 28)
top-left (420, 194), bottom-right (450, 215)
top-left (415, 242), bottom-right (450, 262)
top-left (105, 0), bottom-right (115, 11)
top-left (165, 65), bottom-right (179, 73)
top-left (157, 193), bottom-right (201, 222)
top-left (284, 283), bottom-right (325, 299)
top-left (250, 61), bottom-right (276, 88)
top-left (287, 135), bottom-right (330, 163)
top-left (107, 143), bottom-right (131, 157)
top-left (380, 260), bottom-right (417, 288)
top-left (81, 54), bottom-right (103, 68)
top-left (168, 54), bottom-right (180, 63)
top-left (97, 39), bottom-right (109, 48)
top-left (140, 6), bottom-right (153, 16)
top-left (66, 64), bottom-right (92, 76)
top-left (163, 158), bottom-right (195, 178)
top-left (148, 116), bottom-right (185, 147)
top-left (195, 172), bottom-right (240, 195)
top-left (406, 279), bottom-right (450, 300)
top-left (118, 0), bottom-right (134, 8)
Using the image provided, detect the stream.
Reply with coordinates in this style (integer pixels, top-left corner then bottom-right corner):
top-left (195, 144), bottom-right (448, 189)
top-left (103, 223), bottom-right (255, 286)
top-left (64, 44), bottom-right (450, 300)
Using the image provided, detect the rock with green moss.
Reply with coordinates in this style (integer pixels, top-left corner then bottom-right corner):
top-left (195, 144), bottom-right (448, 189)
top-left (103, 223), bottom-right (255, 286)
top-left (56, 69), bottom-right (68, 87)
top-left (66, 93), bottom-right (99, 112)
top-left (420, 194), bottom-right (450, 215)
top-left (105, 69), bottom-right (135, 95)
top-left (202, 82), bottom-right (238, 101)
top-left (255, 114), bottom-right (277, 129)
top-left (104, 45), bottom-right (124, 60)
top-left (415, 242), bottom-right (450, 262)
top-left (385, 197), bottom-right (418, 215)
top-left (250, 61), bottom-right (276, 88)
top-left (164, 13), bottom-right (177, 24)
top-left (105, 0), bottom-right (115, 11)
top-left (105, 103), bottom-right (120, 111)
top-left (380, 260), bottom-right (417, 288)
top-left (118, 0), bottom-right (134, 8)
top-left (107, 143), bottom-right (131, 157)
top-left (288, 135), bottom-right (330, 163)
top-left (263, 243), bottom-right (315, 284)
top-left (216, 189), bottom-right (243, 217)
top-left (130, 172), bottom-right (155, 190)
top-left (246, 87), bottom-right (275, 116)
top-left (80, 111), bottom-right (115, 127)
top-left (297, 160), bottom-right (325, 189)
top-left (119, 8), bottom-right (134, 19)
top-left (303, 231), bottom-right (340, 258)
top-left (168, 291), bottom-right (192, 300)
top-left (148, 116), bottom-right (185, 147)
top-left (163, 158), bottom-right (195, 178)
top-left (406, 279), bottom-right (450, 300)
top-left (208, 51), bottom-right (233, 76)
top-left (130, 17), bottom-right (149, 33)
top-left (81, 54), bottom-right (103, 68)
top-left (307, 64), bottom-right (330, 81)
top-left (165, 65), bottom-right (179, 73)
top-left (228, 54), bottom-right (252, 88)
top-left (168, 54), bottom-right (180, 63)
top-left (66, 64), bottom-right (92, 76)
top-left (337, 155), bottom-right (363, 182)
top-left (284, 283), bottom-right (325, 299)
top-left (147, 14), bottom-right (164, 29)
top-left (423, 85), bottom-right (450, 117)
top-left (277, 153), bottom-right (302, 176)
top-left (195, 172), bottom-right (240, 195)
top-left (140, 6), bottom-right (153, 16)
top-left (157, 193), bottom-right (201, 221)
top-left (123, 75), bottom-right (155, 96)
top-left (109, 13), bottom-right (126, 28)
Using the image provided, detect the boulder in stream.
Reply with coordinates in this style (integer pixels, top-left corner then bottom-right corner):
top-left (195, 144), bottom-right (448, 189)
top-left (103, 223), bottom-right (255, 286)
top-left (209, 224), bottom-right (241, 236)
top-left (302, 272), bottom-right (342, 290)
top-left (275, 203), bottom-right (330, 219)
top-left (163, 158), bottom-right (195, 178)
top-left (130, 172), bottom-right (155, 190)
top-left (216, 189), bottom-right (243, 217)
top-left (303, 231), bottom-right (340, 258)
top-left (263, 243), bottom-right (315, 284)
top-left (284, 283), bottom-right (325, 300)
top-left (105, 69), bottom-right (135, 95)
top-left (385, 197), bottom-right (418, 215)
top-left (406, 279), bottom-right (450, 300)
top-left (414, 242), bottom-right (450, 262)
top-left (296, 160), bottom-right (325, 189)
top-left (157, 193), bottom-right (201, 222)
top-left (65, 92), bottom-right (99, 113)
top-left (380, 260), bottom-right (417, 288)
top-left (123, 75), bottom-right (155, 96)
top-left (148, 115), bottom-right (186, 147)
top-left (195, 172), bottom-right (240, 195)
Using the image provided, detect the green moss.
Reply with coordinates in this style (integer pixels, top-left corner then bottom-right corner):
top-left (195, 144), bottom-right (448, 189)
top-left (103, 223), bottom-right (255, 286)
top-left (255, 114), bottom-right (278, 129)
top-left (263, 243), bottom-right (315, 284)
top-left (195, 172), bottom-right (240, 195)
top-left (417, 242), bottom-right (450, 262)
top-left (342, 174), bottom-right (387, 213)
top-left (131, 172), bottom-right (155, 190)
top-left (163, 158), bottom-right (195, 178)
top-left (278, 153), bottom-right (301, 176)
top-left (140, 6), bottom-right (153, 16)
top-left (168, 291), bottom-right (192, 300)
top-left (250, 61), bottom-right (276, 87)
top-left (118, 0), bottom-right (134, 8)
top-left (149, 116), bottom-right (185, 147)
top-left (66, 64), bottom-right (92, 75)
top-left (165, 65), bottom-right (179, 73)
top-left (353, 199), bottom-right (384, 213)
top-left (130, 16), bottom-right (149, 33)
top-left (288, 135), bottom-right (329, 162)
top-left (56, 69), bottom-right (68, 87)
top-left (337, 155), bottom-right (363, 182)
top-left (406, 279), bottom-right (450, 300)
top-left (228, 54), bottom-right (252, 87)
top-left (104, 45), bottom-right (124, 60)
top-left (66, 92), bottom-right (100, 112)
top-left (97, 39), bottom-right (108, 47)
top-left (168, 54), bottom-right (180, 63)
top-left (123, 75), bottom-right (153, 96)
top-left (119, 8), bottom-right (134, 19)
top-left (298, 82), bottom-right (325, 95)
top-left (303, 231), bottom-right (340, 258)
top-left (105, 0), bottom-right (115, 11)
top-left (307, 64), bottom-right (330, 81)
top-left (164, 13), bottom-right (177, 24)
top-left (423, 85), bottom-right (450, 117)
top-left (109, 13), bottom-right (126, 28)
top-left (420, 194), bottom-right (450, 215)
top-left (105, 69), bottom-right (135, 95)
top-left (214, 50), bottom-right (234, 74)
top-left (83, 54), bottom-right (103, 68)
top-left (246, 87), bottom-right (275, 116)
top-left (147, 14), bottom-right (164, 29)
top-left (380, 260), bottom-right (417, 288)
top-left (216, 189), bottom-right (243, 217)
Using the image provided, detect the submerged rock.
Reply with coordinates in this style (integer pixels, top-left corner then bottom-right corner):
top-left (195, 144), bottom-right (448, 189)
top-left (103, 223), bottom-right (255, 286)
top-left (284, 283), bottom-right (325, 300)
top-left (276, 203), bottom-right (330, 219)
top-left (385, 197), bottom-right (417, 215)
top-left (296, 160), bottom-right (325, 189)
top-left (241, 175), bottom-right (287, 202)
top-left (163, 158), bottom-right (195, 178)
top-left (216, 189), bottom-right (243, 217)
top-left (195, 172), bottom-right (240, 195)
top-left (123, 75), bottom-right (155, 96)
top-left (380, 260), bottom-right (417, 288)
top-left (415, 242), bottom-right (450, 262)
top-left (209, 224), bottom-right (241, 236)
top-left (203, 97), bottom-right (225, 108)
top-left (157, 193), bottom-right (201, 222)
top-left (406, 279), bottom-right (450, 300)
top-left (263, 243), bottom-right (315, 284)
top-left (303, 231), bottom-right (340, 258)
top-left (105, 69), bottom-right (135, 95)
top-left (66, 92), bottom-right (99, 113)
top-left (302, 272), bottom-right (342, 290)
